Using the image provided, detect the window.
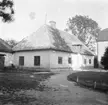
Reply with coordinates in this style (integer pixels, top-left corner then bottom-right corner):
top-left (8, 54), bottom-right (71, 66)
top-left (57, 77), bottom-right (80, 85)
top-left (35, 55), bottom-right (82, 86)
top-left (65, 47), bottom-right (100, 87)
top-left (58, 57), bottom-right (62, 64)
top-left (68, 57), bottom-right (72, 64)
top-left (34, 56), bottom-right (40, 66)
top-left (19, 56), bottom-right (24, 66)
top-left (89, 59), bottom-right (91, 64)
top-left (84, 59), bottom-right (86, 65)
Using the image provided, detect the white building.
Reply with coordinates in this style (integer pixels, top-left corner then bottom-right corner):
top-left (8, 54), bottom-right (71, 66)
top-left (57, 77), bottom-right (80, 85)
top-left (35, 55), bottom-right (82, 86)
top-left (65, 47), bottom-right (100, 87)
top-left (97, 28), bottom-right (108, 67)
top-left (12, 21), bottom-right (94, 71)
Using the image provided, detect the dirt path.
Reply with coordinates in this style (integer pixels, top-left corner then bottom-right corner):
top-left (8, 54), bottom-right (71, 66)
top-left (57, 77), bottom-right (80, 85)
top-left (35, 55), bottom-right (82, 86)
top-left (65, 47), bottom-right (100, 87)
top-left (0, 71), bottom-right (108, 105)
top-left (44, 71), bottom-right (108, 105)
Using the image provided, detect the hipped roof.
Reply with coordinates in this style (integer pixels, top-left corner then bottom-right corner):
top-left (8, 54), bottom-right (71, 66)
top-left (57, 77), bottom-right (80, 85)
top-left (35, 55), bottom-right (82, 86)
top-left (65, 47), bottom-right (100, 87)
top-left (13, 24), bottom-right (94, 56)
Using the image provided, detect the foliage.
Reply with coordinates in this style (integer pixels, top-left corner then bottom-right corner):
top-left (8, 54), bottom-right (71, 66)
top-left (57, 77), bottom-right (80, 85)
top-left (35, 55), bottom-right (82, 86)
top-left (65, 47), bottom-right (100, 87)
top-left (0, 0), bottom-right (14, 22)
top-left (5, 39), bottom-right (18, 48)
top-left (101, 47), bottom-right (108, 70)
top-left (50, 27), bottom-right (71, 52)
top-left (65, 15), bottom-right (101, 52)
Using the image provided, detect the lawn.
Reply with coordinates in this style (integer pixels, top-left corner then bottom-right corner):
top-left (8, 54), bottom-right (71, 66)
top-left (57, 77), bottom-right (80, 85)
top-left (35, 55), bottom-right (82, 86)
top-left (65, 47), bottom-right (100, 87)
top-left (0, 72), bottom-right (54, 105)
top-left (67, 71), bottom-right (108, 92)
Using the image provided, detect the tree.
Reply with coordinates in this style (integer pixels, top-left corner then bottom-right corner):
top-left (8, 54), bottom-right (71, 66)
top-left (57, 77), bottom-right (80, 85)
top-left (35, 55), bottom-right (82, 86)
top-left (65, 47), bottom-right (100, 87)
top-left (65, 15), bottom-right (101, 52)
top-left (5, 39), bottom-right (18, 48)
top-left (0, 0), bottom-right (14, 22)
top-left (101, 47), bottom-right (108, 70)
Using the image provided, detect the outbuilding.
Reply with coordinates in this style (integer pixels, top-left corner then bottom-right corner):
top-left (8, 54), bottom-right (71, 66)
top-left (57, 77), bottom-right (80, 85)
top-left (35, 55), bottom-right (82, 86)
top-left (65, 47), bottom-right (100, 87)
top-left (12, 21), bottom-right (94, 71)
top-left (0, 38), bottom-right (12, 69)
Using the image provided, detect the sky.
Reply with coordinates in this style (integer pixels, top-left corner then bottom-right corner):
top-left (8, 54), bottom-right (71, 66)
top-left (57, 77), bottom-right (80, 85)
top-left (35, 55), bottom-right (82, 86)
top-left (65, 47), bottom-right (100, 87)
top-left (0, 0), bottom-right (108, 41)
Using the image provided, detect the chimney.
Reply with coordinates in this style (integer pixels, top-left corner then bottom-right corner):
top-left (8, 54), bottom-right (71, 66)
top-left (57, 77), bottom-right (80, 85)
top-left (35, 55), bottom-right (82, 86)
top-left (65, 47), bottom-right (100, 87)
top-left (49, 21), bottom-right (56, 29)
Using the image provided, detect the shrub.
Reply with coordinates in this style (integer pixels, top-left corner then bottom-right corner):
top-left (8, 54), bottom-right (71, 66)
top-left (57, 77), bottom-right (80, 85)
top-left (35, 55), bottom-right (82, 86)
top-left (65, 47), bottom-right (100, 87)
top-left (101, 47), bottom-right (108, 70)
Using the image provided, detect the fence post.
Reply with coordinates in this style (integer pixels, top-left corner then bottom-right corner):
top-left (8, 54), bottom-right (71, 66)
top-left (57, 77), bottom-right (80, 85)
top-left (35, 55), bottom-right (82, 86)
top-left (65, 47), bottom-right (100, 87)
top-left (94, 81), bottom-right (96, 89)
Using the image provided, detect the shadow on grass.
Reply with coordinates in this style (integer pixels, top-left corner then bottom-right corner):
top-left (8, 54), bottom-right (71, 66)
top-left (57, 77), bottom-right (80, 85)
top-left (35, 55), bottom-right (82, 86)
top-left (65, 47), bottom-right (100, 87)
top-left (67, 71), bottom-right (108, 93)
top-left (0, 72), bottom-right (54, 104)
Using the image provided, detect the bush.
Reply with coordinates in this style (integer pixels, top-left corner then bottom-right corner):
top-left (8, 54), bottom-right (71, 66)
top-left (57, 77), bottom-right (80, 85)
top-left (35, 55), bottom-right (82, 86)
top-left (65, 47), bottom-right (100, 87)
top-left (101, 47), bottom-right (108, 70)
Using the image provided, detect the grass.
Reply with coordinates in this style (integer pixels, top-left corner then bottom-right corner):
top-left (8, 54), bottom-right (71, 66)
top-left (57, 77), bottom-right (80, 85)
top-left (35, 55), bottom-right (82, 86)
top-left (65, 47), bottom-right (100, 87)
top-left (0, 72), bottom-right (54, 104)
top-left (67, 71), bottom-right (108, 92)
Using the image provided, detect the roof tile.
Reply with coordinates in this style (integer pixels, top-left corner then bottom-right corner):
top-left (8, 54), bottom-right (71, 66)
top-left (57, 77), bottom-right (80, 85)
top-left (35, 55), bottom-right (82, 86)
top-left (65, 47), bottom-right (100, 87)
top-left (13, 24), bottom-right (94, 56)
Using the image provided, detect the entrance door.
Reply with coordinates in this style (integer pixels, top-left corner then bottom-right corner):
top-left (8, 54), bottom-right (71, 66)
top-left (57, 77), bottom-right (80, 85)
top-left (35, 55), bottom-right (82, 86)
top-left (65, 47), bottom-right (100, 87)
top-left (0, 56), bottom-right (4, 69)
top-left (94, 56), bottom-right (98, 68)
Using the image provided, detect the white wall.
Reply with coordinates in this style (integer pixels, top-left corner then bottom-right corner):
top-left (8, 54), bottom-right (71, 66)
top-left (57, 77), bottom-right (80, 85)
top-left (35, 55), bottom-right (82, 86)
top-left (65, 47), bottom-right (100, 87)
top-left (0, 52), bottom-right (13, 66)
top-left (71, 54), bottom-right (94, 70)
top-left (50, 51), bottom-right (94, 70)
top-left (49, 50), bottom-right (72, 69)
top-left (13, 50), bottom-right (50, 68)
top-left (82, 55), bottom-right (94, 66)
top-left (13, 50), bottom-right (73, 69)
top-left (71, 54), bottom-right (83, 69)
top-left (97, 41), bottom-right (108, 65)
top-left (13, 50), bottom-right (94, 70)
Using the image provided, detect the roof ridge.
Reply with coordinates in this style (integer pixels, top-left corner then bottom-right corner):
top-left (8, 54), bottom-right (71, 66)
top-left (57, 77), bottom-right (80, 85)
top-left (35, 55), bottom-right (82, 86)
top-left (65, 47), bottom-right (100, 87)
top-left (46, 25), bottom-right (54, 49)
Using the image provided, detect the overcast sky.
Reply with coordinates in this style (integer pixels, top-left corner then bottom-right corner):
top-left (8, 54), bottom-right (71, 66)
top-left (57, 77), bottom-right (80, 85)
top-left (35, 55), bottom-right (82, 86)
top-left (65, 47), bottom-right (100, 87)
top-left (0, 0), bottom-right (108, 41)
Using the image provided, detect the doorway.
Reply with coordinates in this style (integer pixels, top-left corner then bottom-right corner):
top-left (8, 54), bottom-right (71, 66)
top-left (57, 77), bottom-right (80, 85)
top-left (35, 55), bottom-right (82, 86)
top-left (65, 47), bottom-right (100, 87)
top-left (0, 55), bottom-right (5, 69)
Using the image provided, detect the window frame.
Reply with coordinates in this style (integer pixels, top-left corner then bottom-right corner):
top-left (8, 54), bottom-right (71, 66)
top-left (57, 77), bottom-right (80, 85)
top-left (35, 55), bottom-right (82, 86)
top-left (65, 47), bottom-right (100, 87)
top-left (68, 57), bottom-right (72, 64)
top-left (58, 57), bottom-right (62, 64)
top-left (84, 59), bottom-right (86, 65)
top-left (34, 56), bottom-right (40, 66)
top-left (89, 59), bottom-right (91, 64)
top-left (19, 56), bottom-right (24, 66)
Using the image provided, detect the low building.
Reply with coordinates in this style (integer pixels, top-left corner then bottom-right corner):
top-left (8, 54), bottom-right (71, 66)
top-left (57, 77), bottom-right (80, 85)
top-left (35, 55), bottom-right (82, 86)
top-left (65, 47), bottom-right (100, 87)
top-left (12, 21), bottom-right (94, 71)
top-left (0, 38), bottom-right (12, 69)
